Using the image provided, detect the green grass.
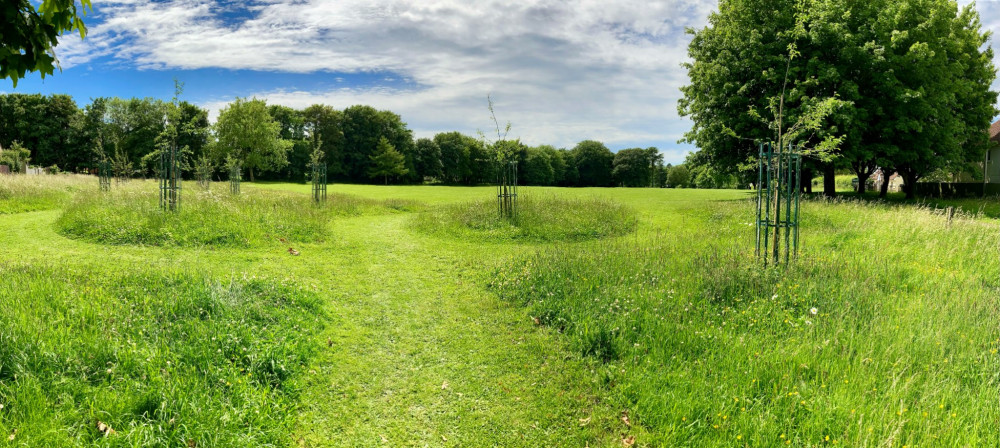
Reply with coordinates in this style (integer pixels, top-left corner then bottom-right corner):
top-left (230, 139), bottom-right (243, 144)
top-left (412, 195), bottom-right (637, 242)
top-left (493, 196), bottom-right (999, 447)
top-left (0, 263), bottom-right (323, 447)
top-left (0, 180), bottom-right (996, 447)
top-left (0, 174), bottom-right (92, 214)
top-left (56, 181), bottom-right (420, 247)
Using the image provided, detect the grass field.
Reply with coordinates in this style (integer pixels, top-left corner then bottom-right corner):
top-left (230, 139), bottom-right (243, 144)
top-left (0, 176), bottom-right (996, 447)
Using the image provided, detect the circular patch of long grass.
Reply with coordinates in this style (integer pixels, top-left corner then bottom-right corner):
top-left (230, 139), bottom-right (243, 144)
top-left (412, 195), bottom-right (637, 242)
top-left (56, 182), bottom-right (338, 247)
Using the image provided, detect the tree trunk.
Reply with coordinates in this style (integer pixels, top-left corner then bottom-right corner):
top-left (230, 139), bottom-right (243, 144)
top-left (249, 167), bottom-right (255, 182)
top-left (879, 169), bottom-right (893, 198)
top-left (823, 163), bottom-right (836, 198)
top-left (856, 173), bottom-right (869, 194)
top-left (899, 168), bottom-right (919, 199)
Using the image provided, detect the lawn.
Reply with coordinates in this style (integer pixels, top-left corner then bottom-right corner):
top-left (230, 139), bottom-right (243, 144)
top-left (0, 176), bottom-right (995, 447)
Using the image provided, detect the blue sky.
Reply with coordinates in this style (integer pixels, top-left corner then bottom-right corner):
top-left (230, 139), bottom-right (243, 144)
top-left (5, 0), bottom-right (1000, 164)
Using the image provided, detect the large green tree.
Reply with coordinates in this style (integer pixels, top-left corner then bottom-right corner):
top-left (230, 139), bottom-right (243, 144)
top-left (302, 104), bottom-right (344, 178)
top-left (1, 0), bottom-right (90, 86)
top-left (612, 147), bottom-right (660, 187)
top-left (0, 93), bottom-right (81, 170)
top-left (213, 97), bottom-right (291, 181)
top-left (434, 131), bottom-right (477, 184)
top-left (341, 105), bottom-right (415, 183)
top-left (872, 0), bottom-right (997, 197)
top-left (521, 146), bottom-right (555, 186)
top-left (572, 140), bottom-right (614, 187)
top-left (414, 137), bottom-right (444, 181)
top-left (680, 0), bottom-right (997, 199)
top-left (368, 136), bottom-right (408, 184)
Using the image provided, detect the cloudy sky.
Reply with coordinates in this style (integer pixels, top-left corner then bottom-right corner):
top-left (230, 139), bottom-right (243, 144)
top-left (6, 0), bottom-right (1000, 164)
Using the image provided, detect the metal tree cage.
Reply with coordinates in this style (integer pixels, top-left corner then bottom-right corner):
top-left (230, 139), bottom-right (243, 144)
top-left (229, 162), bottom-right (242, 195)
top-left (197, 166), bottom-right (211, 190)
top-left (755, 142), bottom-right (802, 265)
top-left (311, 162), bottom-right (327, 203)
top-left (497, 160), bottom-right (518, 220)
top-left (159, 144), bottom-right (181, 211)
top-left (98, 160), bottom-right (111, 192)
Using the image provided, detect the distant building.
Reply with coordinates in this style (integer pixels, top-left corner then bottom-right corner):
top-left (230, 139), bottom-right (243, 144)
top-left (989, 119), bottom-right (1000, 183)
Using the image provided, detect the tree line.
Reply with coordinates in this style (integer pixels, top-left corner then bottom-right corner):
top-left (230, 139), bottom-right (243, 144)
top-left (0, 92), bottom-right (707, 188)
top-left (679, 0), bottom-right (998, 199)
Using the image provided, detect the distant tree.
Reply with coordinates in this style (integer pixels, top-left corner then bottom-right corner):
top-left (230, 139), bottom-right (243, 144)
top-left (572, 140), bottom-right (614, 187)
top-left (213, 97), bottom-right (291, 181)
top-left (667, 164), bottom-right (691, 188)
top-left (521, 146), bottom-right (554, 185)
top-left (1, 0), bottom-right (91, 86)
top-left (414, 138), bottom-right (443, 181)
top-left (302, 104), bottom-right (344, 177)
top-left (341, 105), bottom-right (414, 183)
top-left (558, 148), bottom-right (579, 186)
top-left (435, 132), bottom-right (470, 183)
top-left (0, 94), bottom-right (81, 170)
top-left (104, 97), bottom-right (167, 175)
top-left (368, 136), bottom-right (408, 184)
top-left (176, 101), bottom-right (210, 162)
top-left (266, 104), bottom-right (308, 181)
top-left (0, 141), bottom-right (31, 172)
top-left (612, 148), bottom-right (654, 187)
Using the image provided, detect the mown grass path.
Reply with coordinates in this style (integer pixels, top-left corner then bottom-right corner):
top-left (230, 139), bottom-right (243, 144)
top-left (291, 212), bottom-right (632, 446)
top-left (0, 190), bottom-right (637, 446)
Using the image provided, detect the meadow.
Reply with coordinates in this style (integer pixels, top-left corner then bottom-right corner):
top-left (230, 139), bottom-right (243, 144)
top-left (0, 175), bottom-right (996, 447)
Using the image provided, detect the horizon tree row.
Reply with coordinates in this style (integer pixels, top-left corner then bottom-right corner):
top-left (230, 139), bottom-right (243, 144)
top-left (0, 93), bottom-right (683, 188)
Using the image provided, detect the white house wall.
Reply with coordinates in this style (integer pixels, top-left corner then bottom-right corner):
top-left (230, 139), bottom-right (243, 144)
top-left (990, 147), bottom-right (1000, 183)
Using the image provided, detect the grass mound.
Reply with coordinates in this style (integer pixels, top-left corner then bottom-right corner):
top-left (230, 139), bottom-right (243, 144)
top-left (0, 174), bottom-right (92, 214)
top-left (56, 182), bottom-right (417, 247)
top-left (412, 195), bottom-right (637, 242)
top-left (492, 198), bottom-right (999, 446)
top-left (0, 264), bottom-right (324, 446)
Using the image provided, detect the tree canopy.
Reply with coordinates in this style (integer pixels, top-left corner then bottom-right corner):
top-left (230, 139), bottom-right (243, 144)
top-left (213, 97), bottom-right (291, 181)
top-left (679, 0), bottom-right (997, 198)
top-left (368, 136), bottom-right (408, 184)
top-left (1, 0), bottom-right (91, 86)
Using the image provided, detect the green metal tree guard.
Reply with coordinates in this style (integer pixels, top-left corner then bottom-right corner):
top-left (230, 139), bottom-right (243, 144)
top-left (497, 160), bottom-right (518, 220)
top-left (311, 162), bottom-right (327, 203)
top-left (229, 162), bottom-right (241, 195)
top-left (98, 159), bottom-right (111, 192)
top-left (159, 144), bottom-right (181, 211)
top-left (755, 142), bottom-right (802, 265)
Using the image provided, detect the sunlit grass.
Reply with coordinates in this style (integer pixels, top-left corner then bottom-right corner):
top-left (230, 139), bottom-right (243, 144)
top-left (56, 181), bottom-right (420, 247)
top-left (0, 174), bottom-right (93, 214)
top-left (0, 264), bottom-right (323, 446)
top-left (493, 196), bottom-right (999, 447)
top-left (412, 195), bottom-right (637, 242)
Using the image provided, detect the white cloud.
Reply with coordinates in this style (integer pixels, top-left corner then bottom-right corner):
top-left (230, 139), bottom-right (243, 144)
top-left (56, 0), bottom-right (717, 161)
top-left (55, 0), bottom-right (1000, 162)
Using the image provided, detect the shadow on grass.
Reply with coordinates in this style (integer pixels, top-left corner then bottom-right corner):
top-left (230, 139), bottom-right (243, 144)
top-left (810, 191), bottom-right (1000, 219)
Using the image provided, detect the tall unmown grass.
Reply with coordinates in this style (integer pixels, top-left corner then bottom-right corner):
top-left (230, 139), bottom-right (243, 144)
top-left (57, 181), bottom-right (419, 247)
top-left (0, 264), bottom-right (324, 447)
top-left (412, 195), bottom-right (637, 242)
top-left (0, 174), bottom-right (92, 214)
top-left (493, 197), bottom-right (999, 446)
